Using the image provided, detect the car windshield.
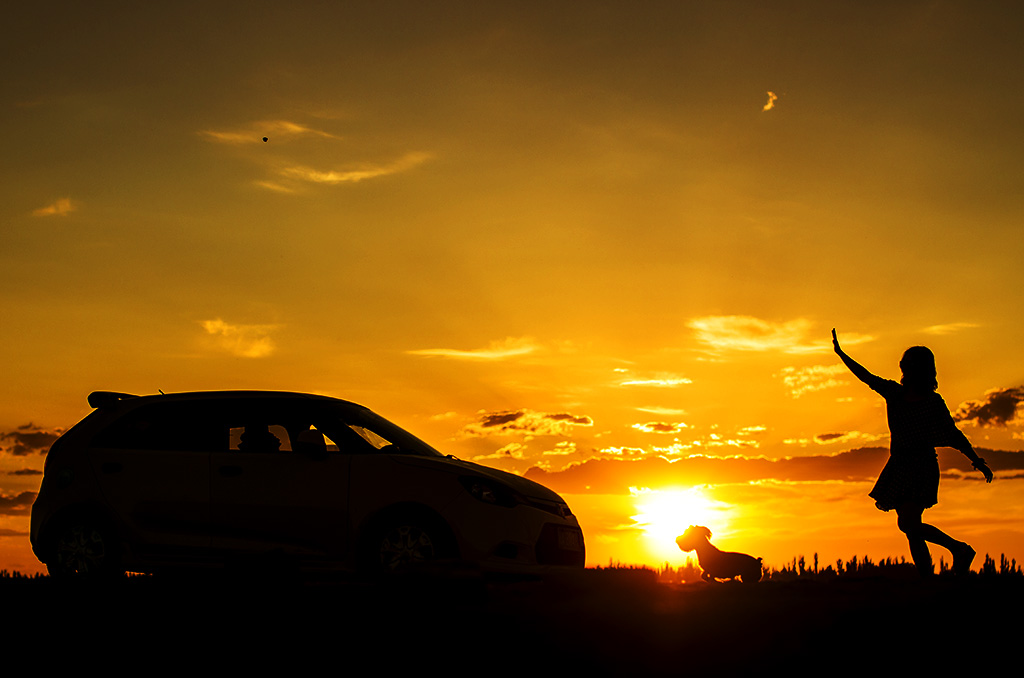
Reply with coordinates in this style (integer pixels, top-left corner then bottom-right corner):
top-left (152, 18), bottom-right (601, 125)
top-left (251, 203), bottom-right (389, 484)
top-left (320, 405), bottom-right (445, 458)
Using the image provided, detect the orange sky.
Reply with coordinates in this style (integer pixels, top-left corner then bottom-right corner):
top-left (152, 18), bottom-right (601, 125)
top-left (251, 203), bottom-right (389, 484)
top-left (3, 1), bottom-right (1024, 576)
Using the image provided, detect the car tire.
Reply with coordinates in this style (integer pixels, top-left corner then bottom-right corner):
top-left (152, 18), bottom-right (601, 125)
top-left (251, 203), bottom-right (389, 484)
top-left (368, 512), bottom-right (456, 573)
top-left (47, 516), bottom-right (124, 581)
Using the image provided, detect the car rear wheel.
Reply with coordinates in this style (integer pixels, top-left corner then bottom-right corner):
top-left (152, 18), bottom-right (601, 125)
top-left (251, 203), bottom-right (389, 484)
top-left (48, 518), bottom-right (123, 580)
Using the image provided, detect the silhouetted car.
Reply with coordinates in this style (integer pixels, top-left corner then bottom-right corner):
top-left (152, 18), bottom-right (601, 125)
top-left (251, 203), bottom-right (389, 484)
top-left (31, 391), bottom-right (585, 579)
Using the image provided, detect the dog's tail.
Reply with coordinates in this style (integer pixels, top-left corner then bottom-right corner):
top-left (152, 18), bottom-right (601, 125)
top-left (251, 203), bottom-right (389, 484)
top-left (741, 557), bottom-right (764, 584)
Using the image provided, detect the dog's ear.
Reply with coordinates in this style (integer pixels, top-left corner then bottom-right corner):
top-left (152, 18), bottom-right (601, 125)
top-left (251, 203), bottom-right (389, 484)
top-left (699, 526), bottom-right (712, 539)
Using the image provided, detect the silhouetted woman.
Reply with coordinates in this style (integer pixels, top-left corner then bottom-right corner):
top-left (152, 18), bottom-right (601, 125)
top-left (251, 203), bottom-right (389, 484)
top-left (832, 329), bottom-right (993, 576)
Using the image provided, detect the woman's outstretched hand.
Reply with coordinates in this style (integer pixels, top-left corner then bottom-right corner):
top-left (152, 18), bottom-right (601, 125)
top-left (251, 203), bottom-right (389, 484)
top-left (832, 328), bottom-right (841, 353)
top-left (975, 459), bottom-right (994, 483)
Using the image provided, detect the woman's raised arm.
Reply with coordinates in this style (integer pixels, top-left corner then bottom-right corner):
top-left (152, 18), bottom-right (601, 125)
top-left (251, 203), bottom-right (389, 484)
top-left (832, 329), bottom-right (878, 386)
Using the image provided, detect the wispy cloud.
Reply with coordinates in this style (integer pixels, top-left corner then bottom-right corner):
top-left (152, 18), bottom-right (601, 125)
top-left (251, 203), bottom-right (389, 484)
top-left (408, 336), bottom-right (538, 361)
top-left (636, 406), bottom-right (687, 416)
top-left (689, 316), bottom-right (815, 353)
top-left (199, 318), bottom-right (278, 358)
top-left (922, 322), bottom-right (980, 335)
top-left (632, 422), bottom-right (688, 434)
top-left (689, 316), bottom-right (872, 355)
top-left (460, 409), bottom-right (593, 438)
top-left (776, 364), bottom-right (848, 397)
top-left (252, 180), bottom-right (298, 194)
top-left (954, 387), bottom-right (1024, 427)
top-left (200, 120), bottom-right (340, 144)
top-left (814, 431), bottom-right (882, 445)
top-left (280, 152), bottom-right (430, 185)
top-left (615, 369), bottom-right (692, 387)
top-left (473, 442), bottom-right (528, 461)
top-left (32, 198), bottom-right (77, 217)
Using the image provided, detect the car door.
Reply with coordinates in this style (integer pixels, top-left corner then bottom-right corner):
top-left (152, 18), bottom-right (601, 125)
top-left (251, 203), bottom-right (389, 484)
top-left (88, 401), bottom-right (213, 556)
top-left (208, 400), bottom-right (351, 562)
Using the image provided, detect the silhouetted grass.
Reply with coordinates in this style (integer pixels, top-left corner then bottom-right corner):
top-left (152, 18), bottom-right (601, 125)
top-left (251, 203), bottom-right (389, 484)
top-left (652, 551), bottom-right (1024, 583)
top-left (5, 559), bottom-right (1023, 674)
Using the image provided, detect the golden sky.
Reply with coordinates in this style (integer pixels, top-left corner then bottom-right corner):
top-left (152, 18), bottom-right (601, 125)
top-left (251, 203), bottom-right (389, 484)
top-left (3, 1), bottom-right (1024, 575)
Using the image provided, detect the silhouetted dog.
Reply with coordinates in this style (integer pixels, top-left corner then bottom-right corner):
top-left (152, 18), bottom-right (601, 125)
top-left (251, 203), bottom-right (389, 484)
top-left (675, 526), bottom-right (763, 584)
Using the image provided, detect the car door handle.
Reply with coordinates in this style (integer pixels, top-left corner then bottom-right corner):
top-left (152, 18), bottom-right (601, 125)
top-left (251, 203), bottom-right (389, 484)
top-left (100, 461), bottom-right (123, 474)
top-left (218, 465), bottom-right (243, 477)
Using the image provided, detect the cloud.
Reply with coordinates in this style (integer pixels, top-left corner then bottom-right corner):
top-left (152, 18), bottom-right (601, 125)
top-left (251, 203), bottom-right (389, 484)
top-left (280, 152), bottom-right (430, 185)
top-left (32, 198), bottom-right (77, 217)
top-left (762, 91), bottom-right (778, 112)
top-left (596, 446), bottom-right (648, 459)
top-left (615, 369), bottom-right (692, 387)
top-left (689, 316), bottom-right (816, 354)
top-left (776, 364), bottom-right (848, 397)
top-left (815, 432), bottom-right (849, 443)
top-left (543, 441), bottom-right (577, 456)
top-left (813, 431), bottom-right (882, 445)
top-left (632, 422), bottom-right (688, 435)
top-left (954, 387), bottom-right (1024, 427)
top-left (689, 316), bottom-right (875, 355)
top-left (252, 180), bottom-right (298, 194)
top-left (408, 337), bottom-right (538, 361)
top-left (922, 322), bottom-right (980, 335)
top-left (1, 424), bottom-right (62, 456)
top-left (200, 318), bottom-right (278, 358)
top-left (200, 120), bottom-right (340, 144)
top-left (460, 409), bottom-right (594, 438)
top-left (473, 442), bottom-right (528, 461)
top-left (636, 406), bottom-right (687, 416)
top-left (649, 435), bottom-right (761, 455)
top-left (617, 376), bottom-right (693, 387)
top-left (0, 491), bottom-right (37, 516)
top-left (524, 447), bottom-right (1024, 494)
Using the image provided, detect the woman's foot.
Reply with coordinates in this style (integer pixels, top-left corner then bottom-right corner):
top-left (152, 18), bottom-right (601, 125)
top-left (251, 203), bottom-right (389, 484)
top-left (953, 543), bottom-right (976, 575)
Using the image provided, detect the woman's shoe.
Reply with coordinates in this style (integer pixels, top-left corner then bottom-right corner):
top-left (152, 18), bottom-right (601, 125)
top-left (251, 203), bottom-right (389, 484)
top-left (953, 543), bottom-right (976, 575)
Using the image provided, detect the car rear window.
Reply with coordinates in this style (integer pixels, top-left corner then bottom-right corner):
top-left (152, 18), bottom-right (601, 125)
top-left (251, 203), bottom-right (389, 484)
top-left (91, 402), bottom-right (224, 452)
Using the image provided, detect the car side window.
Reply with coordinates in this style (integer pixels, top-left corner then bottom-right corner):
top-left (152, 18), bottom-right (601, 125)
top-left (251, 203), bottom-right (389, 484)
top-left (347, 425), bottom-right (393, 450)
top-left (229, 424), bottom-right (292, 452)
top-left (296, 427), bottom-right (341, 453)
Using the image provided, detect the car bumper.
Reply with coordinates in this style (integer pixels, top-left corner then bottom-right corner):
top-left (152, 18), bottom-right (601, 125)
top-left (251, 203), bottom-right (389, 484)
top-left (444, 495), bottom-right (585, 572)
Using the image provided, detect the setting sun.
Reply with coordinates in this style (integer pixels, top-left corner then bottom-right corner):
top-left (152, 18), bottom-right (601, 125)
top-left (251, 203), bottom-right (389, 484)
top-left (630, 487), bottom-right (731, 562)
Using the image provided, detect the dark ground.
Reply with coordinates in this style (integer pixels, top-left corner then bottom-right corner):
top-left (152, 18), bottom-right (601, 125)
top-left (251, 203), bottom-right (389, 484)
top-left (6, 568), bottom-right (1018, 675)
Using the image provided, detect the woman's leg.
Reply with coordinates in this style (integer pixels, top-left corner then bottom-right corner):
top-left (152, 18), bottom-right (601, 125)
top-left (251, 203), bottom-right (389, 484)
top-left (896, 505), bottom-right (933, 575)
top-left (896, 503), bottom-right (975, 575)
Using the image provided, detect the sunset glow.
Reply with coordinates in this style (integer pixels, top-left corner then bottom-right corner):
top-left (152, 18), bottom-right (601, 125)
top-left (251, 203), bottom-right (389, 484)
top-left (3, 2), bottom-right (1024, 577)
top-left (630, 486), bottom-right (730, 562)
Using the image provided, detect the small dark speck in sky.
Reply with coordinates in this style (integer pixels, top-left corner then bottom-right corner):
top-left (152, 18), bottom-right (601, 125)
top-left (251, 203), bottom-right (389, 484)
top-left (262, 137), bottom-right (268, 142)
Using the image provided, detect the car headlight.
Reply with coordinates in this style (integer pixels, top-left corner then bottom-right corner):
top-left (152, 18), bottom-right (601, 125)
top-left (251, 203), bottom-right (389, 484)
top-left (458, 476), bottom-right (521, 508)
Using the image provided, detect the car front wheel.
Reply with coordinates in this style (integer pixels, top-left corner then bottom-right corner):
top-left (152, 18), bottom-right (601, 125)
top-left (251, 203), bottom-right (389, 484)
top-left (379, 523), bottom-right (436, 570)
top-left (369, 514), bottom-right (456, 573)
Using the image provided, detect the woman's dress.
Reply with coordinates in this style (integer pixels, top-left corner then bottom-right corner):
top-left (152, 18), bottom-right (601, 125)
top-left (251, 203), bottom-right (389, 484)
top-left (864, 376), bottom-right (974, 512)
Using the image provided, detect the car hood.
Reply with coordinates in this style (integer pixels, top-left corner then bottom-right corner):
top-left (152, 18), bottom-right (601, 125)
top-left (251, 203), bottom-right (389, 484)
top-left (391, 454), bottom-right (567, 504)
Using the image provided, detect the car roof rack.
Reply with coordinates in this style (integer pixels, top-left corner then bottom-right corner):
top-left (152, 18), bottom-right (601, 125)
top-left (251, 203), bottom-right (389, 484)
top-left (87, 391), bottom-right (140, 409)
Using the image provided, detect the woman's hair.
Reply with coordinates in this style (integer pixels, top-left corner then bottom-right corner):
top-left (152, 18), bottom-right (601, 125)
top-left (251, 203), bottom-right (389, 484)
top-left (900, 346), bottom-right (938, 391)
